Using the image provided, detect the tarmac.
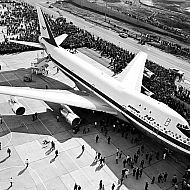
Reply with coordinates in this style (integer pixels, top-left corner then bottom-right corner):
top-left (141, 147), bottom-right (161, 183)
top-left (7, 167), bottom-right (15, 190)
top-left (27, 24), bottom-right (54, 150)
top-left (0, 49), bottom-right (187, 190)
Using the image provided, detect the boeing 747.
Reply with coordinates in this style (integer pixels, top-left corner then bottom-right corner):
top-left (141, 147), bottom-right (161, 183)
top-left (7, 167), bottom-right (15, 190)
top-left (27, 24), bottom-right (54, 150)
top-left (0, 6), bottom-right (190, 155)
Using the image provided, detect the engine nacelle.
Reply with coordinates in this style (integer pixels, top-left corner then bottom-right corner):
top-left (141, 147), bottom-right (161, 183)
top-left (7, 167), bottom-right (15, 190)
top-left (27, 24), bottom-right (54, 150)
top-left (9, 96), bottom-right (25, 115)
top-left (60, 104), bottom-right (80, 126)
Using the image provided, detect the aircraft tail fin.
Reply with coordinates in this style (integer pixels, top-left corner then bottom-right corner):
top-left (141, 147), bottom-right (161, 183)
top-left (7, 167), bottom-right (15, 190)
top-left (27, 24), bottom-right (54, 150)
top-left (36, 6), bottom-right (58, 47)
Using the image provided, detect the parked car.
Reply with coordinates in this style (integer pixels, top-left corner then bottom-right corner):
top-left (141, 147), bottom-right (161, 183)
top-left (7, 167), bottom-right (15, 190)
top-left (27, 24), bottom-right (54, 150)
top-left (119, 33), bottom-right (128, 38)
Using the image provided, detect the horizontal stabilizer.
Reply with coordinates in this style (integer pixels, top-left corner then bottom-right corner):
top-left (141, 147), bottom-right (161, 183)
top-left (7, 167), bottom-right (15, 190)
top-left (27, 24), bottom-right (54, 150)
top-left (55, 34), bottom-right (68, 46)
top-left (9, 40), bottom-right (44, 49)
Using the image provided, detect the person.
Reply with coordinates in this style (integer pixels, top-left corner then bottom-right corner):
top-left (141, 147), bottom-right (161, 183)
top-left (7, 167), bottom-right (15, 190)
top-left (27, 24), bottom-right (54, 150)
top-left (145, 181), bottom-right (149, 190)
top-left (151, 176), bottom-right (155, 184)
top-left (111, 183), bottom-right (115, 190)
top-left (78, 185), bottom-right (81, 190)
top-left (116, 148), bottom-right (119, 156)
top-left (121, 168), bottom-right (126, 178)
top-left (172, 174), bottom-right (177, 185)
top-left (120, 177), bottom-right (124, 185)
top-left (25, 159), bottom-right (29, 168)
top-left (119, 150), bottom-right (123, 159)
top-left (55, 150), bottom-right (58, 158)
top-left (34, 112), bottom-right (38, 120)
top-left (136, 167), bottom-right (139, 180)
top-left (32, 114), bottom-right (35, 121)
top-left (102, 157), bottom-right (105, 165)
top-left (82, 145), bottom-right (85, 152)
top-left (164, 171), bottom-right (168, 182)
top-left (123, 158), bottom-right (127, 168)
top-left (116, 155), bottom-right (118, 164)
top-left (10, 177), bottom-right (13, 187)
top-left (108, 136), bottom-right (111, 144)
top-left (56, 115), bottom-right (59, 122)
top-left (51, 141), bottom-right (55, 150)
top-left (113, 124), bottom-right (116, 131)
top-left (174, 184), bottom-right (178, 190)
top-left (99, 180), bottom-right (103, 190)
top-left (133, 167), bottom-right (136, 176)
top-left (163, 152), bottom-right (166, 159)
top-left (0, 142), bottom-right (1, 150)
top-left (140, 159), bottom-right (144, 168)
top-left (7, 148), bottom-right (11, 157)
top-left (98, 152), bottom-right (101, 160)
top-left (74, 183), bottom-right (78, 190)
top-left (102, 184), bottom-right (105, 190)
top-left (139, 168), bottom-right (143, 178)
top-left (0, 116), bottom-right (2, 124)
top-left (96, 135), bottom-right (99, 143)
top-left (125, 169), bottom-right (129, 178)
top-left (94, 152), bottom-right (98, 161)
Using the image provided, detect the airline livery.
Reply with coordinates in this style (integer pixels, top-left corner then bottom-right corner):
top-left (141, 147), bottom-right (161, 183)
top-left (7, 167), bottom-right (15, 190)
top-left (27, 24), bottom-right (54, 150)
top-left (1, 6), bottom-right (190, 155)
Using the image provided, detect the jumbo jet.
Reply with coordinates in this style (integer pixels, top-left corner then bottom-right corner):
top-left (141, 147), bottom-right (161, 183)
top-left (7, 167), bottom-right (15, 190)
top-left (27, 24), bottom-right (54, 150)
top-left (0, 6), bottom-right (190, 155)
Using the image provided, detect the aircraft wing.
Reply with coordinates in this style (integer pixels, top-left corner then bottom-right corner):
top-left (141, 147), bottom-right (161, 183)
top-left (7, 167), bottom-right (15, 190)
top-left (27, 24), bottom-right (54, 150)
top-left (0, 86), bottom-right (117, 115)
top-left (8, 40), bottom-right (44, 49)
top-left (114, 52), bottom-right (147, 92)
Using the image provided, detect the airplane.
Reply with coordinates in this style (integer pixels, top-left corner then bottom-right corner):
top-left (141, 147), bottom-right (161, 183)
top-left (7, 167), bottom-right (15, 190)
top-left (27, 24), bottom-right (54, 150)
top-left (0, 6), bottom-right (190, 155)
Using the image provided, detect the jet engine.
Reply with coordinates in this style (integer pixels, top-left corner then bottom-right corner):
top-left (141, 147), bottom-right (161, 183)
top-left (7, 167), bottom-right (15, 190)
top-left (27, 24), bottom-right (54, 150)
top-left (60, 104), bottom-right (81, 126)
top-left (9, 96), bottom-right (25, 115)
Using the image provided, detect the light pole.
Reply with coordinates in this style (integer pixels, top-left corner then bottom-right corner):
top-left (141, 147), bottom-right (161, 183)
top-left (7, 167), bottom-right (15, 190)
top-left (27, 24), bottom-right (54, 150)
top-left (105, 0), bottom-right (107, 22)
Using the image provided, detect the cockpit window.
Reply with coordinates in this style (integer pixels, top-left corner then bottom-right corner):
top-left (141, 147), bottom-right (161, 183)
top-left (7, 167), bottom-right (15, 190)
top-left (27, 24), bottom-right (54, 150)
top-left (177, 123), bottom-right (189, 130)
top-left (177, 123), bottom-right (190, 138)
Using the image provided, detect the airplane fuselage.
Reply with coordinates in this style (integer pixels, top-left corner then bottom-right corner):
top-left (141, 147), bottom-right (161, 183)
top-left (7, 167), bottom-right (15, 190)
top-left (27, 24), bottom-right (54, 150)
top-left (41, 38), bottom-right (190, 155)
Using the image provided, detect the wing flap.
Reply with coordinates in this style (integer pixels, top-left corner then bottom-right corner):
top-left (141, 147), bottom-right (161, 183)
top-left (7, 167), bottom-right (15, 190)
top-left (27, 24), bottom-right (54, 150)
top-left (0, 86), bottom-right (117, 115)
top-left (114, 52), bottom-right (147, 92)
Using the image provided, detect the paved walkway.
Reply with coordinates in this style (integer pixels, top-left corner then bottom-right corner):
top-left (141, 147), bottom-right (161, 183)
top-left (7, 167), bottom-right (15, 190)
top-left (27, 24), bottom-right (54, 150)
top-left (0, 51), bottom-right (186, 190)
